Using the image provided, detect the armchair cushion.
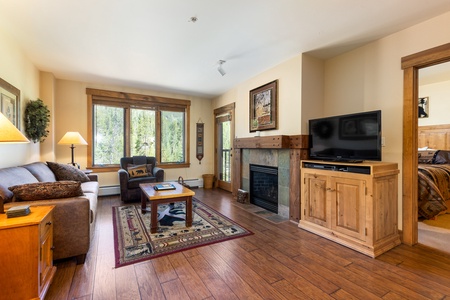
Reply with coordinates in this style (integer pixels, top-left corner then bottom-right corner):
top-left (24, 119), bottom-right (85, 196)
top-left (127, 164), bottom-right (153, 178)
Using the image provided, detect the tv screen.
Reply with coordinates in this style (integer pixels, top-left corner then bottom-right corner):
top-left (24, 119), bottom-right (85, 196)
top-left (308, 110), bottom-right (382, 162)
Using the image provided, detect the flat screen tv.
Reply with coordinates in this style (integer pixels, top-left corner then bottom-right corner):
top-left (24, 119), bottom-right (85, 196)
top-left (308, 110), bottom-right (382, 162)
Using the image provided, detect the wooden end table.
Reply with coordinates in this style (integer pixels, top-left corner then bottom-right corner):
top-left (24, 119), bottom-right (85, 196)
top-left (140, 182), bottom-right (195, 233)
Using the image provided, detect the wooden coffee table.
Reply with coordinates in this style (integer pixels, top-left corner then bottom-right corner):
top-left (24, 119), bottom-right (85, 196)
top-left (140, 182), bottom-right (195, 233)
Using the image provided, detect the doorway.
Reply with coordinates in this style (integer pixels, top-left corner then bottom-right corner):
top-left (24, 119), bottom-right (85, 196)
top-left (402, 43), bottom-right (450, 245)
top-left (214, 103), bottom-right (235, 192)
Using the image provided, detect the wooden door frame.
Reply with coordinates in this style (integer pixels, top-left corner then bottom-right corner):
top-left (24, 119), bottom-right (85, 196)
top-left (214, 103), bottom-right (235, 192)
top-left (402, 43), bottom-right (450, 245)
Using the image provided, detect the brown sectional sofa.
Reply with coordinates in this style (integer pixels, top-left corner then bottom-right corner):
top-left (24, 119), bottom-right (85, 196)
top-left (0, 162), bottom-right (98, 264)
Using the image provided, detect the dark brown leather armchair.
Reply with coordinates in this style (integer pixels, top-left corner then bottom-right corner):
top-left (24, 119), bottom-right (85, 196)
top-left (118, 156), bottom-right (164, 202)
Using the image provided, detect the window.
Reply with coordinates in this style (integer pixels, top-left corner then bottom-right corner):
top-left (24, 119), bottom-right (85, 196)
top-left (87, 89), bottom-right (190, 171)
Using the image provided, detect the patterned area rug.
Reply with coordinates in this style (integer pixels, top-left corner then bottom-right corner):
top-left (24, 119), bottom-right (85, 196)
top-left (112, 198), bottom-right (253, 268)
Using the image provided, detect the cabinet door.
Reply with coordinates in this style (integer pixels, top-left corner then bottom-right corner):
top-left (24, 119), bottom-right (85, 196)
top-left (330, 177), bottom-right (366, 241)
top-left (40, 224), bottom-right (53, 293)
top-left (303, 173), bottom-right (329, 227)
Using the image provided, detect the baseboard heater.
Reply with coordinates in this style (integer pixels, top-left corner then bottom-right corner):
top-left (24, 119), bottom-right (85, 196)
top-left (99, 185), bottom-right (120, 196)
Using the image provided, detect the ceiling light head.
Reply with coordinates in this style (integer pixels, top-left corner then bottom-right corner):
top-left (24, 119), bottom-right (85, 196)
top-left (217, 60), bottom-right (226, 76)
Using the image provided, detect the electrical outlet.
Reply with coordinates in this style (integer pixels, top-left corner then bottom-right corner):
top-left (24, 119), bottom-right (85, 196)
top-left (382, 136), bottom-right (386, 147)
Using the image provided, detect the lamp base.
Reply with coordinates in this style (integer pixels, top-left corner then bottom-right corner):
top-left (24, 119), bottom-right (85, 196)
top-left (68, 162), bottom-right (80, 169)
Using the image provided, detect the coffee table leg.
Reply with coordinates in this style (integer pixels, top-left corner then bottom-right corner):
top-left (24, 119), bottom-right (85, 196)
top-left (150, 201), bottom-right (158, 233)
top-left (141, 191), bottom-right (147, 214)
top-left (186, 196), bottom-right (192, 227)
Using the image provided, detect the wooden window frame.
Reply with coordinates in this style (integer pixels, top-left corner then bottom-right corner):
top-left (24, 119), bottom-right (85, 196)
top-left (86, 88), bottom-right (191, 172)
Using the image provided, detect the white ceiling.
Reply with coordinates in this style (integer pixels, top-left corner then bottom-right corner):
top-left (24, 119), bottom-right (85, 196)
top-left (1, 0), bottom-right (450, 99)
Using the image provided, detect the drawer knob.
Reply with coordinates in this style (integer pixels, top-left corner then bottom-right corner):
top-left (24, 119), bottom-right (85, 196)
top-left (51, 246), bottom-right (55, 250)
top-left (46, 221), bottom-right (52, 226)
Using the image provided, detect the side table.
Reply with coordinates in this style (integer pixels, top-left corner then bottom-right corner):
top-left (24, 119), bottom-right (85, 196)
top-left (0, 205), bottom-right (57, 300)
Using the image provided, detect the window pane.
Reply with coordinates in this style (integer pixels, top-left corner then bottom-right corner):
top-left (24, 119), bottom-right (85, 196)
top-left (161, 110), bottom-right (184, 163)
top-left (93, 105), bottom-right (124, 165)
top-left (130, 108), bottom-right (156, 157)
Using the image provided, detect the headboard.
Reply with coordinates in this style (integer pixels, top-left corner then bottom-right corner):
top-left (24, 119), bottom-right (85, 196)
top-left (418, 124), bottom-right (450, 150)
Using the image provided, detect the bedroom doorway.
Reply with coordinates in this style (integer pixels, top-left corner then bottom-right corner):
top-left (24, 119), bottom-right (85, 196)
top-left (214, 103), bottom-right (235, 192)
top-left (416, 62), bottom-right (450, 254)
top-left (402, 43), bottom-right (450, 246)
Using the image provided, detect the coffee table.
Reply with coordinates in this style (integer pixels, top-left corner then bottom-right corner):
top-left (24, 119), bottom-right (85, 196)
top-left (140, 182), bottom-right (195, 233)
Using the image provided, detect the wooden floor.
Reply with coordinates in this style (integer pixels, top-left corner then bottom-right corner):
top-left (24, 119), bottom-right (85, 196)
top-left (46, 188), bottom-right (450, 300)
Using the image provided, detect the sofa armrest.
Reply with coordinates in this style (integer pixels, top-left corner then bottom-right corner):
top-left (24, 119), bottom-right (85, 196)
top-left (153, 167), bottom-right (164, 182)
top-left (88, 174), bottom-right (98, 182)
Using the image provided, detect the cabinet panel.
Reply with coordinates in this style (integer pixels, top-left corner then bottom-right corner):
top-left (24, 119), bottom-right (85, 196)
top-left (373, 176), bottom-right (398, 241)
top-left (330, 177), bottom-right (366, 241)
top-left (303, 173), bottom-right (329, 227)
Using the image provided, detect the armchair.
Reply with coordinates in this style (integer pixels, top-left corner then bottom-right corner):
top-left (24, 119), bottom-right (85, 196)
top-left (118, 156), bottom-right (164, 203)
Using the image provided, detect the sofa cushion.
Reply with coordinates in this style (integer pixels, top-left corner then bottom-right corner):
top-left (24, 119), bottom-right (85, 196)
top-left (8, 181), bottom-right (84, 201)
top-left (22, 162), bottom-right (57, 182)
top-left (47, 162), bottom-right (90, 182)
top-left (0, 167), bottom-right (39, 203)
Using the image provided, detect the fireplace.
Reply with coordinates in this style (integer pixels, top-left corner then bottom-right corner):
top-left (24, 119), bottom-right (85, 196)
top-left (250, 164), bottom-right (278, 213)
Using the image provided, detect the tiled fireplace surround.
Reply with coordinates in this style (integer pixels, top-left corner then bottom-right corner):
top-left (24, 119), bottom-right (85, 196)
top-left (233, 135), bottom-right (309, 222)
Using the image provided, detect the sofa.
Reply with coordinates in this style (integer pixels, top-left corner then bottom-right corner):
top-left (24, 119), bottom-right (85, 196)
top-left (0, 162), bottom-right (98, 264)
top-left (118, 156), bottom-right (164, 202)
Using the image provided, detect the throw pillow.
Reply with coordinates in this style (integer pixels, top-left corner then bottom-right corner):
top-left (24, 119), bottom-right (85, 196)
top-left (128, 165), bottom-right (149, 178)
top-left (46, 162), bottom-right (90, 182)
top-left (127, 163), bottom-right (153, 176)
top-left (8, 181), bottom-right (84, 201)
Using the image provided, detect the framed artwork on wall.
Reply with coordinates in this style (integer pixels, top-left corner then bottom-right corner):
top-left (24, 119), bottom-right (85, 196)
top-left (418, 97), bottom-right (429, 118)
top-left (249, 80), bottom-right (278, 132)
top-left (0, 77), bottom-right (20, 129)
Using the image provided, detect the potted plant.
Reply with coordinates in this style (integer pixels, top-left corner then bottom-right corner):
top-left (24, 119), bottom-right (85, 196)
top-left (24, 99), bottom-right (50, 143)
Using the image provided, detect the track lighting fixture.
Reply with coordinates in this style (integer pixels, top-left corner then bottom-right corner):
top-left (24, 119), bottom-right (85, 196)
top-left (217, 60), bottom-right (226, 76)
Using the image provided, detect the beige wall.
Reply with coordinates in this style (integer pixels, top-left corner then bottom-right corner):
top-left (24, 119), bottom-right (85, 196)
top-left (0, 27), bottom-right (40, 167)
top-left (52, 80), bottom-right (213, 187)
top-left (213, 55), bottom-right (302, 138)
top-left (321, 11), bottom-right (450, 228)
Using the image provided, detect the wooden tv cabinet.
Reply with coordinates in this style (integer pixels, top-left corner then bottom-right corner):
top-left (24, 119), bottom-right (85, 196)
top-left (299, 160), bottom-right (401, 257)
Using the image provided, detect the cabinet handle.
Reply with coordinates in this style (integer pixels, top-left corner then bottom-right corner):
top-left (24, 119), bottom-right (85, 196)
top-left (326, 188), bottom-right (336, 192)
top-left (46, 221), bottom-right (52, 226)
top-left (51, 246), bottom-right (55, 250)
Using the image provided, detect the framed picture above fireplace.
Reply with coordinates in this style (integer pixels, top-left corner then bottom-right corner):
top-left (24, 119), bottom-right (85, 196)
top-left (249, 80), bottom-right (278, 132)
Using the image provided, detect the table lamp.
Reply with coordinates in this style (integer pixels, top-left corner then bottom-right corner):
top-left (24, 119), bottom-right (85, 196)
top-left (0, 112), bottom-right (29, 213)
top-left (58, 131), bottom-right (88, 169)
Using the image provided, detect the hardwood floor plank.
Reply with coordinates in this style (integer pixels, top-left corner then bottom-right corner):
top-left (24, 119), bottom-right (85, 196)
top-left (169, 251), bottom-right (212, 299)
top-left (134, 262), bottom-right (165, 300)
top-left (160, 278), bottom-right (190, 300)
top-left (210, 242), bottom-right (289, 299)
top-left (45, 259), bottom-right (76, 300)
top-left (115, 265), bottom-right (141, 299)
top-left (151, 256), bottom-right (178, 283)
top-left (196, 245), bottom-right (265, 299)
top-left (46, 190), bottom-right (450, 300)
top-left (186, 252), bottom-right (240, 300)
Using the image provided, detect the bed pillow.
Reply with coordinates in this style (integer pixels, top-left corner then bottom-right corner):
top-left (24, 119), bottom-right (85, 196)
top-left (46, 162), bottom-right (90, 182)
top-left (418, 150), bottom-right (439, 164)
top-left (8, 181), bottom-right (84, 201)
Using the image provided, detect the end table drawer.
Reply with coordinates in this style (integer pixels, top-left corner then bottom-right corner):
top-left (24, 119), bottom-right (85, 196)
top-left (40, 211), bottom-right (53, 238)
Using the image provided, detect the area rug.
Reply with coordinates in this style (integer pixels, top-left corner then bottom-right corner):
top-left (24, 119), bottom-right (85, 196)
top-left (112, 198), bottom-right (253, 268)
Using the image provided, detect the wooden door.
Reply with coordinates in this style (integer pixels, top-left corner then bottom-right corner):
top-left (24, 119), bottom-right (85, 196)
top-left (214, 104), bottom-right (235, 192)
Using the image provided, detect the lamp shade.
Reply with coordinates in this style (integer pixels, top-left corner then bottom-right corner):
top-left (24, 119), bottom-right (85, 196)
top-left (0, 112), bottom-right (29, 143)
top-left (58, 132), bottom-right (88, 145)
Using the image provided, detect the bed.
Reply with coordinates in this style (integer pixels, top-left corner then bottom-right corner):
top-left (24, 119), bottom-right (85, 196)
top-left (418, 124), bottom-right (450, 219)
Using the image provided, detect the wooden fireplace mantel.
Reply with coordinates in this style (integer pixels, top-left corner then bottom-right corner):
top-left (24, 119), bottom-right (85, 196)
top-left (234, 135), bottom-right (309, 149)
top-left (232, 134), bottom-right (309, 222)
